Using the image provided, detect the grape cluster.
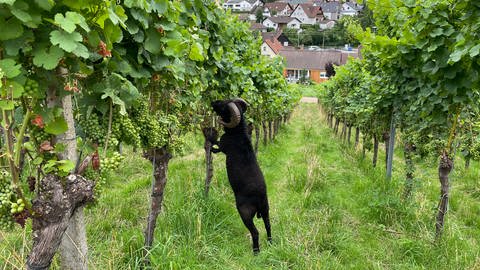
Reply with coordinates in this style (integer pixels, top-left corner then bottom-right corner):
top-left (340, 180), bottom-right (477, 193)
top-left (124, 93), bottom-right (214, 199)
top-left (101, 152), bottom-right (125, 172)
top-left (131, 103), bottom-right (167, 149)
top-left (10, 199), bottom-right (25, 214)
top-left (112, 113), bottom-right (141, 147)
top-left (23, 79), bottom-right (44, 98)
top-left (78, 113), bottom-right (107, 144)
top-left (0, 171), bottom-right (14, 230)
top-left (83, 168), bottom-right (105, 199)
top-left (30, 126), bottom-right (51, 144)
top-left (84, 152), bottom-right (124, 199)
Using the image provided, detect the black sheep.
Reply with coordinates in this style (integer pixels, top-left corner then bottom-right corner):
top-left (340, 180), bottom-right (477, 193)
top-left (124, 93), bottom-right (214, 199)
top-left (209, 98), bottom-right (271, 254)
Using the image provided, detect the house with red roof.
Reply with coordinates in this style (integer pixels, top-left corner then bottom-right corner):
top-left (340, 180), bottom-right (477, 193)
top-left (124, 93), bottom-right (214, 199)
top-left (262, 2), bottom-right (294, 17)
top-left (279, 49), bottom-right (360, 83)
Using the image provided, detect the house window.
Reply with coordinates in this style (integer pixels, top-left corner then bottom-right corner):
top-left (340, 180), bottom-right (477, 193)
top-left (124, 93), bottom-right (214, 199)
top-left (320, 72), bottom-right (327, 78)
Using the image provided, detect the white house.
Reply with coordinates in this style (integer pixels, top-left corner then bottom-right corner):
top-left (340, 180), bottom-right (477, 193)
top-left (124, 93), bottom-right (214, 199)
top-left (263, 16), bottom-right (302, 31)
top-left (315, 1), bottom-right (341, 20)
top-left (262, 2), bottom-right (293, 17)
top-left (261, 39), bottom-right (282, 57)
top-left (290, 3), bottom-right (323, 25)
top-left (341, 2), bottom-right (362, 17)
top-left (223, 0), bottom-right (262, 12)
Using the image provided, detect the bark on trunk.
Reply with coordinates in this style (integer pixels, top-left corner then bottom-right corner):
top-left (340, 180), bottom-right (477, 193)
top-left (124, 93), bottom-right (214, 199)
top-left (202, 128), bottom-right (217, 196)
top-left (373, 134), bottom-right (379, 168)
top-left (403, 142), bottom-right (415, 199)
top-left (268, 121), bottom-right (273, 142)
top-left (262, 122), bottom-right (268, 146)
top-left (347, 125), bottom-right (352, 144)
top-left (383, 132), bottom-right (390, 170)
top-left (354, 127), bottom-right (360, 149)
top-left (143, 147), bottom-right (172, 264)
top-left (45, 68), bottom-right (89, 270)
top-left (339, 123), bottom-right (345, 141)
top-left (254, 125), bottom-right (260, 154)
top-left (436, 152), bottom-right (453, 241)
top-left (386, 123), bottom-right (396, 180)
top-left (247, 123), bottom-right (253, 141)
top-left (334, 118), bottom-right (340, 135)
top-left (274, 119), bottom-right (279, 137)
top-left (26, 175), bottom-right (94, 270)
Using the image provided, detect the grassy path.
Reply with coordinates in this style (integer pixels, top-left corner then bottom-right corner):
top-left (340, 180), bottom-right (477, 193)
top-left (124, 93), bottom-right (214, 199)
top-left (1, 104), bottom-right (479, 269)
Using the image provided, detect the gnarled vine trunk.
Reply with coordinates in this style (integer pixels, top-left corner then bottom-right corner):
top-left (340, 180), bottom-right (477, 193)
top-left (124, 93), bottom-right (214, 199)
top-left (334, 118), bottom-right (340, 135)
top-left (262, 121), bottom-right (268, 146)
top-left (202, 128), bottom-right (217, 196)
top-left (354, 127), bottom-right (360, 149)
top-left (143, 147), bottom-right (172, 265)
top-left (254, 125), bottom-right (260, 154)
top-left (44, 68), bottom-right (89, 270)
top-left (373, 134), bottom-right (379, 168)
top-left (26, 175), bottom-right (94, 270)
top-left (347, 125), bottom-right (352, 144)
top-left (383, 132), bottom-right (390, 170)
top-left (247, 123), bottom-right (254, 141)
top-left (268, 121), bottom-right (273, 141)
top-left (436, 152), bottom-right (453, 241)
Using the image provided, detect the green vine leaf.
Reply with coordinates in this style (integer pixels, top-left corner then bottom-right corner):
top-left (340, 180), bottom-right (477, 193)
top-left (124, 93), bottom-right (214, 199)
top-left (57, 160), bottom-right (75, 174)
top-left (0, 59), bottom-right (22, 78)
top-left (33, 46), bottom-right (64, 70)
top-left (189, 42), bottom-right (204, 61)
top-left (0, 17), bottom-right (24, 41)
top-left (44, 116), bottom-right (68, 135)
top-left (55, 13), bottom-right (77, 33)
top-left (50, 30), bottom-right (83, 53)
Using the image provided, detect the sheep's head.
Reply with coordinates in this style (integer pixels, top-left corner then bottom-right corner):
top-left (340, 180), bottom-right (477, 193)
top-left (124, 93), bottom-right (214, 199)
top-left (211, 98), bottom-right (248, 128)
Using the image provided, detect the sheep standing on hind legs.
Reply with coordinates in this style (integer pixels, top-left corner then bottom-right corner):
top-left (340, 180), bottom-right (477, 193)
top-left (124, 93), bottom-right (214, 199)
top-left (208, 98), bottom-right (272, 254)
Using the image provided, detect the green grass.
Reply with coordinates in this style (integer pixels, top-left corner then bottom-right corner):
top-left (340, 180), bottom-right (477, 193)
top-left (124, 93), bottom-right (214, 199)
top-left (1, 103), bottom-right (480, 269)
top-left (292, 83), bottom-right (321, 97)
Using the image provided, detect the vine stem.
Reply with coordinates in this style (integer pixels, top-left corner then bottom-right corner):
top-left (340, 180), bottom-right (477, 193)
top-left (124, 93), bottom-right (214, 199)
top-left (103, 98), bottom-right (113, 157)
top-left (14, 108), bottom-right (32, 167)
top-left (1, 108), bottom-right (32, 214)
top-left (446, 106), bottom-right (461, 155)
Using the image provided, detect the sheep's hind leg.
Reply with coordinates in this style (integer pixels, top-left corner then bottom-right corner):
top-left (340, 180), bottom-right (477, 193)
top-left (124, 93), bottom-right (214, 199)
top-left (261, 210), bottom-right (272, 244)
top-left (237, 205), bottom-right (259, 254)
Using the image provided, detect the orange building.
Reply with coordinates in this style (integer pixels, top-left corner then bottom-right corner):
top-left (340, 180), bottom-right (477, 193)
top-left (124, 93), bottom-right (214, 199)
top-left (278, 49), bottom-right (360, 83)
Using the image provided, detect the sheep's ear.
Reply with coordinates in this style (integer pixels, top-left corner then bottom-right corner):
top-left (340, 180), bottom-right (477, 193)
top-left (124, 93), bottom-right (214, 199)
top-left (233, 98), bottom-right (248, 113)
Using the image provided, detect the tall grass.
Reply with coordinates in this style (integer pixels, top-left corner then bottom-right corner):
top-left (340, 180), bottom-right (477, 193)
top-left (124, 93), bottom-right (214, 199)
top-left (1, 103), bottom-right (479, 269)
